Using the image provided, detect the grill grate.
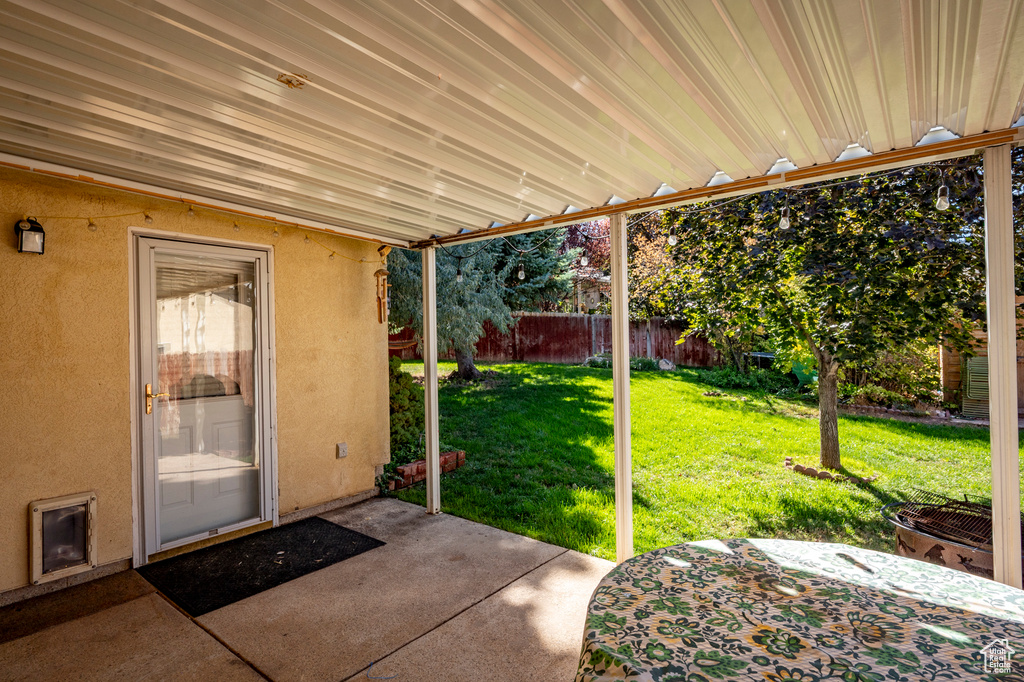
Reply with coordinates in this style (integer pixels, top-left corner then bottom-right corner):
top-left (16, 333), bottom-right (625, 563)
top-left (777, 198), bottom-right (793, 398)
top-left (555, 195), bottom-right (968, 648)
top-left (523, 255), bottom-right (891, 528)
top-left (887, 489), bottom-right (1015, 550)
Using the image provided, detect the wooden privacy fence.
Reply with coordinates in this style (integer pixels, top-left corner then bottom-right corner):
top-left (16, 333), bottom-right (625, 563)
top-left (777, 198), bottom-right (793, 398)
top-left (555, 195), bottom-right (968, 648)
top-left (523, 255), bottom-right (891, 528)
top-left (389, 312), bottom-right (720, 367)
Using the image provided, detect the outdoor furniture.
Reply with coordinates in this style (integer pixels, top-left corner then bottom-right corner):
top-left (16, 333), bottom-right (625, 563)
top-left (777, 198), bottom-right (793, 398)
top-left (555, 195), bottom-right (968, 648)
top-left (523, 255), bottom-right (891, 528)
top-left (576, 538), bottom-right (1024, 681)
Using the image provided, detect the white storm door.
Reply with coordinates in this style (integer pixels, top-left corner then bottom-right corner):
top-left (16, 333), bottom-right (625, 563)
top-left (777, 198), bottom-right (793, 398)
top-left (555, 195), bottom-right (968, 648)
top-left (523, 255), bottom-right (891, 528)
top-left (137, 237), bottom-right (274, 555)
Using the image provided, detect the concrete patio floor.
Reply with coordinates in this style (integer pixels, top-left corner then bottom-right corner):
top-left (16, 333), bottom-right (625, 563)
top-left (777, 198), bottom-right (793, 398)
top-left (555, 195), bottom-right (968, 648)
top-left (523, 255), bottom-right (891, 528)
top-left (0, 498), bottom-right (613, 681)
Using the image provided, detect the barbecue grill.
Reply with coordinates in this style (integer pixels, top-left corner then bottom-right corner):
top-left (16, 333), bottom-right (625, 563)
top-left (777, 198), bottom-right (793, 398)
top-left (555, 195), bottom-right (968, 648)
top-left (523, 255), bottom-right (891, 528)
top-left (881, 490), bottom-right (1024, 580)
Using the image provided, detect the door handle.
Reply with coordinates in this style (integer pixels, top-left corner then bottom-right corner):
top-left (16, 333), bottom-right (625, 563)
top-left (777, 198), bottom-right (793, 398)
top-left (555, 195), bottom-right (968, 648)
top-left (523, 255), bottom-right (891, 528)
top-left (146, 383), bottom-right (170, 415)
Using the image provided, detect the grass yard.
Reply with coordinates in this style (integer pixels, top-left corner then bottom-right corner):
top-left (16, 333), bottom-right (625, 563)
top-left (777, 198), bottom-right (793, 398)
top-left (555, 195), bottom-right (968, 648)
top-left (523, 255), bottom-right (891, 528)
top-left (395, 361), bottom-right (1017, 561)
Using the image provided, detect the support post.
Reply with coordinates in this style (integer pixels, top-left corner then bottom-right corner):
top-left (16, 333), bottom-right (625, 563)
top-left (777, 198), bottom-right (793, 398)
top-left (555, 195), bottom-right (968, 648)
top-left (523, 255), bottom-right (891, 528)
top-left (984, 145), bottom-right (1021, 588)
top-left (422, 247), bottom-right (441, 514)
top-left (609, 212), bottom-right (633, 562)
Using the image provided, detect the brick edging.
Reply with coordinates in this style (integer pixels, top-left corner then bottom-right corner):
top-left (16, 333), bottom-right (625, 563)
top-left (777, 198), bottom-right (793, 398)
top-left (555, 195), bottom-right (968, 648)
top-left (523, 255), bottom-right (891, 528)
top-left (388, 451), bottom-right (466, 491)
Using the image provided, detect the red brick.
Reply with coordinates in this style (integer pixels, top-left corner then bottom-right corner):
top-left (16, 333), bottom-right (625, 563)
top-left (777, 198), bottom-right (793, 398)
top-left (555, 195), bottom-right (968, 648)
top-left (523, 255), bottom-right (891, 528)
top-left (456, 451), bottom-right (466, 463)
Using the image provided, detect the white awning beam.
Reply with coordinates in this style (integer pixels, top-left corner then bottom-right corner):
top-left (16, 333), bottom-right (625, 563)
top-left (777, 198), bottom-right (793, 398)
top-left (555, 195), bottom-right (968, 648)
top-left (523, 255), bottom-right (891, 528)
top-left (422, 247), bottom-right (441, 515)
top-left (984, 145), bottom-right (1021, 588)
top-left (609, 212), bottom-right (633, 563)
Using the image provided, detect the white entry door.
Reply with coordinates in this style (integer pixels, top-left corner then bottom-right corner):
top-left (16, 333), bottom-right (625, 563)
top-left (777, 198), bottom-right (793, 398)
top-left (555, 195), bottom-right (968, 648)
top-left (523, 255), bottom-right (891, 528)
top-left (137, 236), bottom-right (275, 556)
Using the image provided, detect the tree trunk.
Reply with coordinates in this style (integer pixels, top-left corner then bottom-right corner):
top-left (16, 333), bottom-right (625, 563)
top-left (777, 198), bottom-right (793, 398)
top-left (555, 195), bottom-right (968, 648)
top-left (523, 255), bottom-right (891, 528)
top-left (817, 354), bottom-right (841, 470)
top-left (717, 332), bottom-right (745, 372)
top-left (453, 346), bottom-right (483, 381)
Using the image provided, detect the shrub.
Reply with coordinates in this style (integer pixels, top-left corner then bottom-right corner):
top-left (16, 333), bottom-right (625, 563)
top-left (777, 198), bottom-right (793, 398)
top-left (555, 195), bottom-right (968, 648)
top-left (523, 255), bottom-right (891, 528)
top-left (695, 366), bottom-right (796, 393)
top-left (838, 382), bottom-right (911, 407)
top-left (583, 354), bottom-right (660, 371)
top-left (844, 340), bottom-right (940, 402)
top-left (630, 357), bottom-right (660, 372)
top-left (389, 356), bottom-right (424, 452)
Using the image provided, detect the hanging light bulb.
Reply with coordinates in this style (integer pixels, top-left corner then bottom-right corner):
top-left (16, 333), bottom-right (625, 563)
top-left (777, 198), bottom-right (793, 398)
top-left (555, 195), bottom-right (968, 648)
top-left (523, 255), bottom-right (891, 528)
top-left (186, 205), bottom-right (195, 217)
top-left (456, 266), bottom-right (463, 283)
top-left (580, 254), bottom-right (589, 267)
top-left (272, 228), bottom-right (280, 238)
top-left (144, 213), bottom-right (153, 224)
top-left (667, 225), bottom-right (678, 246)
top-left (304, 235), bottom-right (311, 244)
top-left (935, 184), bottom-right (950, 211)
top-left (87, 219), bottom-right (98, 232)
top-left (777, 191), bottom-right (792, 230)
top-left (778, 206), bottom-right (791, 230)
top-left (233, 222), bottom-right (241, 232)
top-left (329, 252), bottom-right (335, 261)
top-left (517, 262), bottom-right (526, 280)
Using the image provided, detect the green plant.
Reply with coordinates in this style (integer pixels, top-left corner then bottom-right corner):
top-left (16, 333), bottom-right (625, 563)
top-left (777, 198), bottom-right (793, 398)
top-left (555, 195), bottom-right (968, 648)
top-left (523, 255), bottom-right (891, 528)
top-left (857, 384), bottom-right (909, 407)
top-left (694, 366), bottom-right (796, 393)
top-left (630, 357), bottom-right (660, 372)
top-left (838, 382), bottom-right (912, 408)
top-left (583, 354), bottom-right (660, 372)
top-left (389, 356), bottom-right (424, 452)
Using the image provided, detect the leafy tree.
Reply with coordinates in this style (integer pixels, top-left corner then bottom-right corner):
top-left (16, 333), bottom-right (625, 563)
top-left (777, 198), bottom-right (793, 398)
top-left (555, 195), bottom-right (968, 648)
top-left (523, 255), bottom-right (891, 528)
top-left (627, 230), bottom-right (673, 321)
top-left (388, 246), bottom-right (513, 380)
top-left (664, 156), bottom-right (1005, 470)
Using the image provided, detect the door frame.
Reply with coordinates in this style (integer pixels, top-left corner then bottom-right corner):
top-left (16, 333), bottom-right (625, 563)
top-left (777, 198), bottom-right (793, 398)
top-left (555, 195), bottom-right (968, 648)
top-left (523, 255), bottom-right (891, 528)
top-left (128, 228), bottom-right (278, 566)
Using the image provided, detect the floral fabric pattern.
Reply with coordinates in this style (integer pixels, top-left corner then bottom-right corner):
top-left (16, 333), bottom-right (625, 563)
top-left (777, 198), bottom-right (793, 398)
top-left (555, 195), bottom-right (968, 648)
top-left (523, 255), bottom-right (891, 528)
top-left (576, 539), bottom-right (1024, 681)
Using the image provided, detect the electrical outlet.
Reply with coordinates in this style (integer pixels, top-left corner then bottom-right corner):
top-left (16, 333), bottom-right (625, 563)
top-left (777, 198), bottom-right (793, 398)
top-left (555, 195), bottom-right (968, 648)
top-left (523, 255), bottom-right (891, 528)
top-left (336, 442), bottom-right (348, 459)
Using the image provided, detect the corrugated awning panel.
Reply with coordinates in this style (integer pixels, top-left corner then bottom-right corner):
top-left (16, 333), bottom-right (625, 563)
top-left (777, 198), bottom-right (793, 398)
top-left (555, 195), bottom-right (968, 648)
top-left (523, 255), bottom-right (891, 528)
top-left (0, 0), bottom-right (1022, 243)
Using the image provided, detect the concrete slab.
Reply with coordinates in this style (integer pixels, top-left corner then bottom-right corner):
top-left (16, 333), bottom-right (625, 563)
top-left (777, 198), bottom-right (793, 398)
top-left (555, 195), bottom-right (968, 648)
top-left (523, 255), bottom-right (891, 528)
top-left (199, 498), bottom-right (566, 682)
top-left (0, 593), bottom-right (261, 682)
top-left (0, 570), bottom-right (154, 644)
top-left (343, 549), bottom-right (614, 682)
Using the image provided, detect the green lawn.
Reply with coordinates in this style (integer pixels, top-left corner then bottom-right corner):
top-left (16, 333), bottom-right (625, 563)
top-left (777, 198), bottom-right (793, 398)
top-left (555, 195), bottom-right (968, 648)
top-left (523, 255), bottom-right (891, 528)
top-left (395, 361), bottom-right (1015, 561)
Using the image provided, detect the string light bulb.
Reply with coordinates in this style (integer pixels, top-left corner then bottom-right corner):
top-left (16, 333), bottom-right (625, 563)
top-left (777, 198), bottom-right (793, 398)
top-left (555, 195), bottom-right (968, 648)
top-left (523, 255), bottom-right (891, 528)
top-left (778, 206), bottom-right (791, 230)
top-left (87, 219), bottom-right (98, 232)
top-left (304, 235), bottom-right (311, 244)
top-left (580, 254), bottom-right (589, 267)
top-left (144, 213), bottom-right (153, 224)
top-left (233, 222), bottom-right (241, 232)
top-left (667, 225), bottom-right (678, 246)
top-left (935, 184), bottom-right (950, 211)
top-left (329, 252), bottom-right (335, 261)
top-left (456, 265), bottom-right (463, 283)
top-left (186, 205), bottom-right (195, 217)
top-left (272, 228), bottom-right (280, 238)
top-left (517, 261), bottom-right (526, 280)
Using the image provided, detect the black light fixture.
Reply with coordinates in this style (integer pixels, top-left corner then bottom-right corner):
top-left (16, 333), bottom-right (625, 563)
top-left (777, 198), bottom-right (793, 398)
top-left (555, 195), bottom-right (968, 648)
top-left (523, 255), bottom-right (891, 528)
top-left (15, 217), bottom-right (45, 254)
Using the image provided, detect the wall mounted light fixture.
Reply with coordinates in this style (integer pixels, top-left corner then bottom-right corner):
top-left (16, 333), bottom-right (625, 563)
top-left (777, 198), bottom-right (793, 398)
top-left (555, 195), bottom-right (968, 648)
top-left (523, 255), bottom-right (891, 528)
top-left (15, 217), bottom-right (45, 254)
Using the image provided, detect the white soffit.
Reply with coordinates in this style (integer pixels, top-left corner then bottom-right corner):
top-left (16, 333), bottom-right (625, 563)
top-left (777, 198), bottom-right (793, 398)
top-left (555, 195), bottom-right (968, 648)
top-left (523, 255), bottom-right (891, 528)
top-left (0, 1), bottom-right (1023, 244)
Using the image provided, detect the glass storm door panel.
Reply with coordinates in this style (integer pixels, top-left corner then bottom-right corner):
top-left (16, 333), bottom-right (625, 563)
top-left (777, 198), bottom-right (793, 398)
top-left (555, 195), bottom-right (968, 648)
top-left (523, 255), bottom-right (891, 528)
top-left (138, 238), bottom-right (269, 551)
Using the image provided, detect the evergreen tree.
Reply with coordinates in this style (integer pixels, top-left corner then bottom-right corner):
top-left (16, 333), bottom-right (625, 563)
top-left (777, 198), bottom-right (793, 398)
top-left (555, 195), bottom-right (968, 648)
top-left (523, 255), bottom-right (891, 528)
top-left (496, 230), bottom-right (579, 311)
top-left (388, 245), bottom-right (513, 380)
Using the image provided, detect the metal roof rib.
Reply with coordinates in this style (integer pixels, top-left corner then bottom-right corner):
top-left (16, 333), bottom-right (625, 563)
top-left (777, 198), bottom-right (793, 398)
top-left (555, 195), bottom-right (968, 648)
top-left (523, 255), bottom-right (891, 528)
top-left (0, 0), bottom-right (1020, 244)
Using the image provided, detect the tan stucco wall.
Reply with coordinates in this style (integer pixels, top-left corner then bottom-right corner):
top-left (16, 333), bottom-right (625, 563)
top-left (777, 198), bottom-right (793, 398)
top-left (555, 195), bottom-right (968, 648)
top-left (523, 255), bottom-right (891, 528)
top-left (0, 166), bottom-right (389, 593)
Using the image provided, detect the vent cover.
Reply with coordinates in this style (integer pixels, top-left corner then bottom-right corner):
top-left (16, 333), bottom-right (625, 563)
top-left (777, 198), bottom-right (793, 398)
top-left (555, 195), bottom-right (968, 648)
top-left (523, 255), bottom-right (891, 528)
top-left (962, 356), bottom-right (990, 419)
top-left (30, 492), bottom-right (97, 585)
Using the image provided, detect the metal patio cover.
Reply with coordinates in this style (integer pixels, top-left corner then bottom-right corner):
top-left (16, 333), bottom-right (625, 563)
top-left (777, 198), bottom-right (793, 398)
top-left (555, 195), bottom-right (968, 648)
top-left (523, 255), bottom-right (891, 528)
top-left (1, 0), bottom-right (1023, 246)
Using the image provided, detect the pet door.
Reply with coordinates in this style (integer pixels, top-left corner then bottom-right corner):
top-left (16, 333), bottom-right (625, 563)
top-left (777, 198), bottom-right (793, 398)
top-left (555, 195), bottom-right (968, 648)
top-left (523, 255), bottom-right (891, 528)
top-left (30, 492), bottom-right (97, 585)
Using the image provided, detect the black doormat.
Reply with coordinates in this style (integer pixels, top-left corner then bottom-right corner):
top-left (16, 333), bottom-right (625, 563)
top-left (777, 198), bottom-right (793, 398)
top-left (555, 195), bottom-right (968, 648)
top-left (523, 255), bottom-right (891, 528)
top-left (136, 517), bottom-right (384, 617)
